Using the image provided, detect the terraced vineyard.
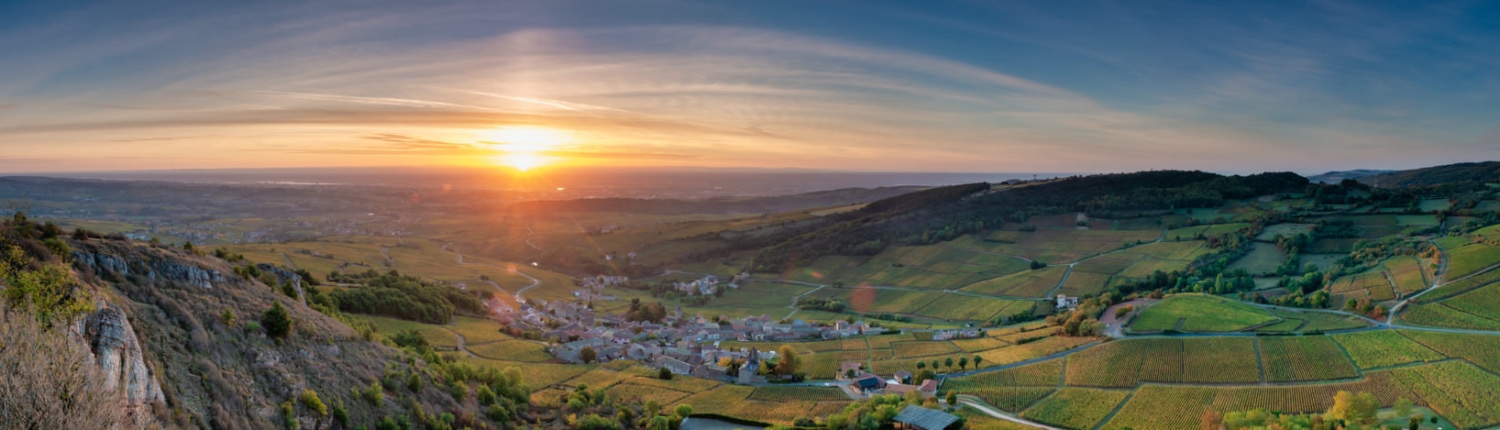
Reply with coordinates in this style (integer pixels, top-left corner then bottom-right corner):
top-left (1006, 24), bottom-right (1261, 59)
top-left (1331, 330), bottom-right (1444, 369)
top-left (1020, 388), bottom-right (1130, 430)
top-left (1327, 270), bottom-right (1396, 302)
top-left (1065, 338), bottom-right (1259, 387)
top-left (960, 265), bottom-right (1068, 297)
top-left (1258, 336), bottom-right (1359, 382)
top-left (1437, 282), bottom-right (1500, 323)
top-left (1384, 255), bottom-right (1432, 294)
top-left (1102, 371), bottom-right (1411, 430)
top-left (1400, 330), bottom-right (1500, 374)
top-left (891, 341), bottom-right (960, 359)
top-left (1418, 266), bottom-right (1500, 303)
top-left (1443, 243), bottom-right (1500, 280)
top-left (1402, 303), bottom-right (1500, 330)
top-left (747, 386), bottom-right (849, 402)
top-left (1385, 361), bottom-right (1500, 429)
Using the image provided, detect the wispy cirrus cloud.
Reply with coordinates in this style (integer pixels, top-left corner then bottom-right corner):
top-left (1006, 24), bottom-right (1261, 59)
top-left (0, 1), bottom-right (1497, 173)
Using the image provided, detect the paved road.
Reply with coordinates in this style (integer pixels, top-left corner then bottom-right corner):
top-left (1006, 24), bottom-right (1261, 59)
top-left (442, 242), bottom-right (543, 304)
top-left (1390, 239), bottom-right (1450, 324)
top-left (443, 327), bottom-right (477, 358)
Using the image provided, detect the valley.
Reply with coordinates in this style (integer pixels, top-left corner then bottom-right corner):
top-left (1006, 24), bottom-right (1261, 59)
top-left (10, 165), bottom-right (1500, 429)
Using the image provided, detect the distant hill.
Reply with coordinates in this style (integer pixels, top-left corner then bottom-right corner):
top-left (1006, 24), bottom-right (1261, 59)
top-left (509, 186), bottom-right (926, 215)
top-left (741, 170), bottom-right (1309, 272)
top-left (1357, 161), bottom-right (1500, 188)
top-left (1305, 169), bottom-right (1393, 184)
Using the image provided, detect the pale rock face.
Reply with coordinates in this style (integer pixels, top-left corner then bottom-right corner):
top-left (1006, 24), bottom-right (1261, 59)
top-left (81, 305), bottom-right (165, 426)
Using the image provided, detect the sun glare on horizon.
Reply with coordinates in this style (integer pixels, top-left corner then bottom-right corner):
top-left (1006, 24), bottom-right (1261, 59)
top-left (481, 126), bottom-right (572, 171)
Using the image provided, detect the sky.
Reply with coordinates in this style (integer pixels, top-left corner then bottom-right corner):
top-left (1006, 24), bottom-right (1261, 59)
top-left (1, 0), bottom-right (1498, 175)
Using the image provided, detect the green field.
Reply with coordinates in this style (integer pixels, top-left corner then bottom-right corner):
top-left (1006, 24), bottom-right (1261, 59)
top-left (1225, 242), bottom-right (1287, 276)
top-left (1443, 243), bottom-right (1500, 280)
top-left (1256, 223), bottom-right (1316, 241)
top-left (1258, 336), bottom-right (1359, 382)
top-left (1132, 295), bottom-right (1277, 332)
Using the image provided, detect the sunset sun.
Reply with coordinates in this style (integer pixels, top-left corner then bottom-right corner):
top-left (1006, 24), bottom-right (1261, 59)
top-left (481, 126), bottom-right (571, 171)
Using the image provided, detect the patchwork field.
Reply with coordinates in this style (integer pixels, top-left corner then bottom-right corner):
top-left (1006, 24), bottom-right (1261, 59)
top-left (1256, 223), bottom-right (1316, 241)
top-left (979, 229), bottom-right (1163, 264)
top-left (1327, 270), bottom-right (1397, 302)
top-left (960, 266), bottom-right (1067, 298)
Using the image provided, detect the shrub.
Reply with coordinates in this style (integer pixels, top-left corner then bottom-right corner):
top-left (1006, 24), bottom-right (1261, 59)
top-left (262, 302), bottom-right (292, 338)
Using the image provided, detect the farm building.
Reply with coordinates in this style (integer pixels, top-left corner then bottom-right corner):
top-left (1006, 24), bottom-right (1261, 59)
top-left (1055, 294), bottom-right (1079, 310)
top-left (893, 405), bottom-right (959, 430)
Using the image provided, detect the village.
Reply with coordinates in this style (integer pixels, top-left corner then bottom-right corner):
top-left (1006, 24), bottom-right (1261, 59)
top-left (498, 273), bottom-right (991, 401)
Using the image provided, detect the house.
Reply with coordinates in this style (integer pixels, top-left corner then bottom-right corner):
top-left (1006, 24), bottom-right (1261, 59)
top-left (884, 383), bottom-right (917, 396)
top-left (853, 374), bottom-right (885, 395)
top-left (893, 405), bottom-right (959, 430)
top-left (893, 370), bottom-right (913, 384)
top-left (660, 357), bottom-right (693, 375)
top-left (1055, 294), bottom-right (1079, 310)
top-left (918, 379), bottom-right (938, 397)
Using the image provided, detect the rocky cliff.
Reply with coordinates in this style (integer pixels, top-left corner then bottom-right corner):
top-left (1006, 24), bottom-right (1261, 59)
top-left (63, 238), bottom-right (460, 429)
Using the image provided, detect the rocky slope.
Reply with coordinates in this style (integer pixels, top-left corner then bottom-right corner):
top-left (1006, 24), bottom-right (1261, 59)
top-left (66, 237), bottom-right (460, 429)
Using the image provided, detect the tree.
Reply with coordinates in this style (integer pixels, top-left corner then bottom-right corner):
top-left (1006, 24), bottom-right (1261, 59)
top-left (973, 355), bottom-right (983, 369)
top-left (674, 404), bottom-right (694, 419)
top-left (262, 301), bottom-right (292, 338)
top-left (580, 346), bottom-right (597, 363)
top-left (1394, 398), bottom-right (1413, 419)
top-left (945, 392), bottom-right (957, 408)
top-left (915, 369), bottom-right (936, 384)
top-left (930, 360), bottom-right (940, 372)
top-left (1325, 391), bottom-right (1378, 424)
top-left (944, 357), bottom-right (954, 372)
top-left (1201, 409), bottom-right (1223, 430)
top-left (658, 367), bottom-right (673, 380)
top-left (958, 356), bottom-right (969, 370)
top-left (775, 345), bottom-right (801, 376)
top-left (916, 361), bottom-right (926, 370)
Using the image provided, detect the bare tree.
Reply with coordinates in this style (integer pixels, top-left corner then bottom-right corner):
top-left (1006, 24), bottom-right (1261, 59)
top-left (0, 306), bottom-right (127, 429)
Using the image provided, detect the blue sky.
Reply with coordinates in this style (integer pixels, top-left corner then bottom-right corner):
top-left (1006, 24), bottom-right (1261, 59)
top-left (0, 0), bottom-right (1496, 173)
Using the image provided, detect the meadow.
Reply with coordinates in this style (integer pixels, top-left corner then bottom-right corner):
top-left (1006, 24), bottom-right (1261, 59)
top-left (1131, 295), bottom-right (1278, 332)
